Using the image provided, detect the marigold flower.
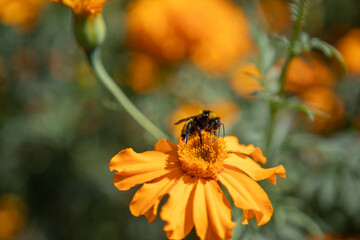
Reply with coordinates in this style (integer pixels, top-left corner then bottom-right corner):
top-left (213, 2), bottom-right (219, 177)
top-left (127, 54), bottom-right (160, 93)
top-left (230, 62), bottom-right (263, 98)
top-left (126, 0), bottom-right (253, 74)
top-left (0, 0), bottom-right (46, 31)
top-left (284, 54), bottom-right (335, 94)
top-left (52, 0), bottom-right (107, 16)
top-left (299, 86), bottom-right (344, 135)
top-left (336, 28), bottom-right (360, 75)
top-left (258, 0), bottom-right (291, 33)
top-left (110, 133), bottom-right (285, 240)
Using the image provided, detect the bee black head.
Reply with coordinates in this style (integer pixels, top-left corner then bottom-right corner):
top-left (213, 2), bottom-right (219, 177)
top-left (201, 110), bottom-right (211, 116)
top-left (212, 117), bottom-right (220, 128)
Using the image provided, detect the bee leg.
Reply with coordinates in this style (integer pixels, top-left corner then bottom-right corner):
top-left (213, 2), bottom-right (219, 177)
top-left (221, 123), bottom-right (225, 138)
top-left (184, 121), bottom-right (192, 144)
top-left (184, 134), bottom-right (189, 144)
top-left (197, 127), bottom-right (203, 145)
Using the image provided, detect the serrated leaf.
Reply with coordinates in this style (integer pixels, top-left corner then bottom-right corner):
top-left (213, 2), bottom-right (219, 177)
top-left (243, 72), bottom-right (263, 83)
top-left (272, 34), bottom-right (290, 46)
top-left (302, 107), bottom-right (315, 121)
top-left (309, 38), bottom-right (347, 72)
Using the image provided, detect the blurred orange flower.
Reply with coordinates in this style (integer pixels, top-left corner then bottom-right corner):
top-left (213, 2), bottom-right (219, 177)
top-left (110, 133), bottom-right (285, 240)
top-left (52, 0), bottom-right (107, 16)
top-left (299, 86), bottom-right (344, 135)
top-left (258, 0), bottom-right (291, 33)
top-left (0, 0), bottom-right (46, 31)
top-left (127, 54), bottom-right (160, 93)
top-left (282, 54), bottom-right (344, 134)
top-left (0, 194), bottom-right (27, 240)
top-left (336, 28), bottom-right (360, 75)
top-left (168, 101), bottom-right (240, 137)
top-left (126, 0), bottom-right (253, 74)
top-left (230, 62), bottom-right (263, 98)
top-left (284, 55), bottom-right (335, 94)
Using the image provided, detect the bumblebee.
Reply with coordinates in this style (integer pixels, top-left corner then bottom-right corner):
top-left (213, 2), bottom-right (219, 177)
top-left (174, 110), bottom-right (225, 144)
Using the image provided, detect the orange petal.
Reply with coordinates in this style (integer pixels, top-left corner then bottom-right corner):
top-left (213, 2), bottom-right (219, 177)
top-left (154, 138), bottom-right (177, 153)
top-left (225, 136), bottom-right (267, 164)
top-left (110, 148), bottom-right (179, 190)
top-left (130, 168), bottom-right (184, 222)
top-left (224, 154), bottom-right (286, 184)
top-left (218, 168), bottom-right (273, 226)
top-left (193, 179), bottom-right (236, 240)
top-left (160, 174), bottom-right (197, 239)
top-left (241, 210), bottom-right (255, 225)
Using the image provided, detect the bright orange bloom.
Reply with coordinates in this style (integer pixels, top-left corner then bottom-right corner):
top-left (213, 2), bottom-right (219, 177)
top-left (299, 86), bottom-right (344, 135)
top-left (126, 0), bottom-right (253, 74)
top-left (52, 0), bottom-right (107, 16)
top-left (0, 0), bottom-right (46, 31)
top-left (336, 28), bottom-right (360, 75)
top-left (230, 62), bottom-right (263, 98)
top-left (284, 55), bottom-right (335, 94)
top-left (127, 53), bottom-right (160, 93)
top-left (110, 133), bottom-right (286, 240)
top-left (258, 0), bottom-right (291, 33)
top-left (281, 53), bottom-right (344, 135)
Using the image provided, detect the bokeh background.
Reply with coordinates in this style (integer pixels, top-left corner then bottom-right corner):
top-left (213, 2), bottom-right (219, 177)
top-left (1, 0), bottom-right (360, 239)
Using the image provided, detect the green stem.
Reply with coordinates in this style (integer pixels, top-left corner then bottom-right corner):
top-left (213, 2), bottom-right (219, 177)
top-left (265, 0), bottom-right (308, 153)
top-left (278, 0), bottom-right (307, 95)
top-left (86, 49), bottom-right (170, 141)
top-left (264, 103), bottom-right (277, 156)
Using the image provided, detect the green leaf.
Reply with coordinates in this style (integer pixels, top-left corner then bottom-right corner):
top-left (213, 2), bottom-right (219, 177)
top-left (272, 34), bottom-right (290, 48)
top-left (309, 38), bottom-right (347, 72)
top-left (301, 106), bottom-right (315, 122)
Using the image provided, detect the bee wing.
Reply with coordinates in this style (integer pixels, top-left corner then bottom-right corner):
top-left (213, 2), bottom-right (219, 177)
top-left (174, 114), bottom-right (203, 125)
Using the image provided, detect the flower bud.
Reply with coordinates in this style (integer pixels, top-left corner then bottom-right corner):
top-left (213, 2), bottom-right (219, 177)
top-left (73, 13), bottom-right (106, 51)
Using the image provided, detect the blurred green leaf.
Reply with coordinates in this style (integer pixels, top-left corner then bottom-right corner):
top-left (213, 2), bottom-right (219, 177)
top-left (309, 38), bottom-right (347, 72)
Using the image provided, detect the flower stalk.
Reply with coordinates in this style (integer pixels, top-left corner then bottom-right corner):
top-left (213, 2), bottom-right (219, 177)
top-left (86, 49), bottom-right (170, 141)
top-left (278, 0), bottom-right (308, 95)
top-left (264, 103), bottom-right (277, 156)
top-left (264, 0), bottom-right (308, 153)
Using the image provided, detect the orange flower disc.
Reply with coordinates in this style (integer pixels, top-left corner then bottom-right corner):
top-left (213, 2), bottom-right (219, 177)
top-left (178, 134), bottom-right (227, 179)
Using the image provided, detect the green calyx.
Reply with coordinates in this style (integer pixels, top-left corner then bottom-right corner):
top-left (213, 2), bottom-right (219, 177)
top-left (73, 13), bottom-right (106, 51)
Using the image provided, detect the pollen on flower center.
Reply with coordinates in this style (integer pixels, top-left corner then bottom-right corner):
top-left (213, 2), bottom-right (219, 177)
top-left (177, 132), bottom-right (228, 179)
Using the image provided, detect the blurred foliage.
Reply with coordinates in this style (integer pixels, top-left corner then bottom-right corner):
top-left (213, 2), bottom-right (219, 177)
top-left (0, 0), bottom-right (360, 239)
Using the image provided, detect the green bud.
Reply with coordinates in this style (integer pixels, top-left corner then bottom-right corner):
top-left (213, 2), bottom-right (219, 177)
top-left (73, 13), bottom-right (106, 51)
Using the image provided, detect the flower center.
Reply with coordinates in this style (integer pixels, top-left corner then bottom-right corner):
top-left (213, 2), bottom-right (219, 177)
top-left (177, 132), bottom-right (228, 179)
